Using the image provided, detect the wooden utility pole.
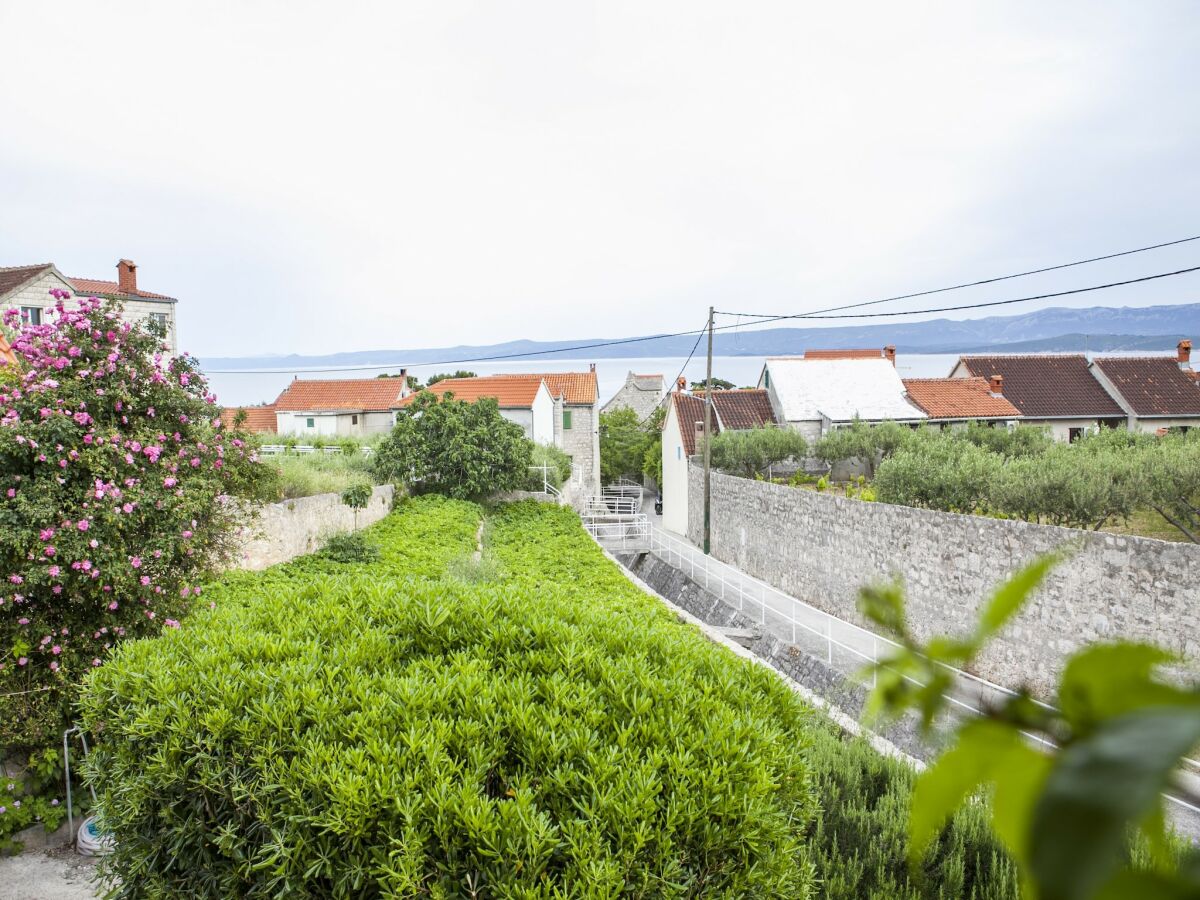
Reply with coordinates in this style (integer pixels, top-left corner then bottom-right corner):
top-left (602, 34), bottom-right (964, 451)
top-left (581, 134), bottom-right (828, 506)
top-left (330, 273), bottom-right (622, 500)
top-left (703, 305), bottom-right (714, 555)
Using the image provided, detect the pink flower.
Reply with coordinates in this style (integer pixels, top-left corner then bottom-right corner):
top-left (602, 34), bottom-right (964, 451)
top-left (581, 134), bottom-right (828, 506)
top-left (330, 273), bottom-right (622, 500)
top-left (139, 575), bottom-right (150, 586)
top-left (122, 503), bottom-right (133, 514)
top-left (51, 645), bottom-right (61, 655)
top-left (77, 519), bottom-right (90, 532)
top-left (17, 657), bottom-right (27, 666)
top-left (163, 477), bottom-right (177, 488)
top-left (39, 528), bottom-right (55, 541)
top-left (130, 557), bottom-right (142, 568)
top-left (48, 566), bottom-right (59, 577)
top-left (43, 546), bottom-right (55, 557)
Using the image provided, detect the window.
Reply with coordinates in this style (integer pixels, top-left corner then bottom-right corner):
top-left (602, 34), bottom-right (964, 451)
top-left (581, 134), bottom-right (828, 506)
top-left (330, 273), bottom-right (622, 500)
top-left (20, 306), bottom-right (42, 325)
top-left (148, 312), bottom-right (168, 333)
top-left (764, 370), bottom-right (770, 388)
top-left (306, 417), bottom-right (315, 429)
top-left (677, 446), bottom-right (682, 460)
top-left (351, 414), bottom-right (359, 425)
top-left (1068, 427), bottom-right (1085, 443)
top-left (563, 410), bottom-right (573, 430)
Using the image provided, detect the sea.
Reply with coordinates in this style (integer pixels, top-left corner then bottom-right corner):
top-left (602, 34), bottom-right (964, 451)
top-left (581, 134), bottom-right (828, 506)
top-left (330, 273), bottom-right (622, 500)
top-left (203, 354), bottom-right (965, 409)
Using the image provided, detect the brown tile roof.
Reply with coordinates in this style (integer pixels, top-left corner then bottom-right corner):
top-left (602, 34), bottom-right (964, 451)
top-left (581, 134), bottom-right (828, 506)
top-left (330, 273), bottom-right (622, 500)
top-left (903, 378), bottom-right (1020, 420)
top-left (274, 378), bottom-right (407, 412)
top-left (221, 405), bottom-right (278, 433)
top-left (1092, 356), bottom-right (1200, 417)
top-left (0, 264), bottom-right (53, 299)
top-left (695, 389), bottom-right (778, 430)
top-left (483, 371), bottom-right (598, 404)
top-left (669, 393), bottom-right (717, 456)
top-left (804, 348), bottom-right (885, 360)
top-left (957, 355), bottom-right (1125, 418)
top-left (67, 277), bottom-right (176, 302)
top-left (409, 376), bottom-right (545, 408)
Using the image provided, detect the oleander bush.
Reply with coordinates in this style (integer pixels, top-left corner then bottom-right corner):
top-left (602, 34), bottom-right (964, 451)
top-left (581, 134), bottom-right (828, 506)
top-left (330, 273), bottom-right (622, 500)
top-left (81, 496), bottom-right (819, 897)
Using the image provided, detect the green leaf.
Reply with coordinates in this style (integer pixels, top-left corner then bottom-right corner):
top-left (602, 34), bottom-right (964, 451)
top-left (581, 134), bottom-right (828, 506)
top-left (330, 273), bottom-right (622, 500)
top-left (909, 719), bottom-right (1020, 863)
top-left (1058, 643), bottom-right (1192, 734)
top-left (1031, 706), bottom-right (1200, 900)
top-left (989, 741), bottom-right (1052, 870)
top-left (977, 552), bottom-right (1060, 641)
top-left (857, 582), bottom-right (907, 638)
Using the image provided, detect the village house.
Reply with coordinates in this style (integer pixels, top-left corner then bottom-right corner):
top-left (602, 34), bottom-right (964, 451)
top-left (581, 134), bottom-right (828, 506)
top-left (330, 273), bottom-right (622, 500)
top-left (902, 375), bottom-right (1020, 429)
top-left (273, 374), bottom-right (413, 436)
top-left (601, 372), bottom-right (665, 419)
top-left (660, 388), bottom-right (776, 536)
top-left (950, 354), bottom-right (1126, 441)
top-left (0, 259), bottom-right (179, 354)
top-left (1089, 341), bottom-right (1200, 433)
top-left (757, 355), bottom-right (926, 442)
top-left (220, 405), bottom-right (280, 434)
top-left (413, 375), bottom-right (557, 445)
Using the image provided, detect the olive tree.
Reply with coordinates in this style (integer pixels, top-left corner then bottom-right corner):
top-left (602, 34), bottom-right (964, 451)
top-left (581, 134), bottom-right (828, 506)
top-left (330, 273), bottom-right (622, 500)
top-left (708, 426), bottom-right (808, 479)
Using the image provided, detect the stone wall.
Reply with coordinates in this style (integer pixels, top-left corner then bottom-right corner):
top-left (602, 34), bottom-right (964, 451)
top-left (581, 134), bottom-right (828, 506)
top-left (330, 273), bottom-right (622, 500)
top-left (234, 485), bottom-right (394, 570)
top-left (688, 464), bottom-right (1200, 696)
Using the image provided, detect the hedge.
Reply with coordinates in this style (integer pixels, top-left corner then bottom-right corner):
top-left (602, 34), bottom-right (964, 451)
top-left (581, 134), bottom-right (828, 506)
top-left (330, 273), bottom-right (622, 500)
top-left (81, 497), bottom-right (818, 897)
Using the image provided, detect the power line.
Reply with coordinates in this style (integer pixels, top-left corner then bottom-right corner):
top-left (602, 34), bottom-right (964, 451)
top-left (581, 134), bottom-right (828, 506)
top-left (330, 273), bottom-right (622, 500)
top-left (717, 233), bottom-right (1200, 323)
top-left (715, 264), bottom-right (1200, 324)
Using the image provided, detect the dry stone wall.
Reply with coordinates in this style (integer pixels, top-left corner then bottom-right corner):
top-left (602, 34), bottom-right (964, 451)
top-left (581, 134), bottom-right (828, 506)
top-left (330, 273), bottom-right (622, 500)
top-left (687, 465), bottom-right (1200, 697)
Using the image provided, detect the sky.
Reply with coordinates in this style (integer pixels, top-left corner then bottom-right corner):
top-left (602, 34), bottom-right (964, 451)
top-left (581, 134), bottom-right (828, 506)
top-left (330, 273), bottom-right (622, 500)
top-left (1, 1), bottom-right (1198, 359)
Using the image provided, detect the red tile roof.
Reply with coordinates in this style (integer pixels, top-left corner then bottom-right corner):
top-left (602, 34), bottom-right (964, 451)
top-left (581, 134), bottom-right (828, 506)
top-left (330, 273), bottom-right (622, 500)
top-left (67, 277), bottom-right (176, 302)
top-left (274, 378), bottom-right (408, 412)
top-left (804, 348), bottom-right (885, 360)
top-left (0, 264), bottom-right (52, 298)
top-left (1091, 356), bottom-right (1200, 417)
top-left (482, 371), bottom-right (598, 405)
top-left (221, 405), bottom-right (278, 433)
top-left (669, 393), bottom-right (717, 457)
top-left (408, 376), bottom-right (545, 408)
top-left (956, 355), bottom-right (1125, 418)
top-left (695, 389), bottom-right (778, 430)
top-left (903, 378), bottom-right (1020, 420)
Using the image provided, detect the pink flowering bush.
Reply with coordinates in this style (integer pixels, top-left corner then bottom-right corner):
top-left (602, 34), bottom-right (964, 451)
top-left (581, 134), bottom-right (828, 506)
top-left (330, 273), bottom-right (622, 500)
top-left (0, 293), bottom-right (276, 837)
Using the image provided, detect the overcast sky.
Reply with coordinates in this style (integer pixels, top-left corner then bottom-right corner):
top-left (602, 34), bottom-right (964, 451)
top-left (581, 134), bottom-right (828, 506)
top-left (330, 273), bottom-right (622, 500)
top-left (2, 1), bottom-right (1198, 358)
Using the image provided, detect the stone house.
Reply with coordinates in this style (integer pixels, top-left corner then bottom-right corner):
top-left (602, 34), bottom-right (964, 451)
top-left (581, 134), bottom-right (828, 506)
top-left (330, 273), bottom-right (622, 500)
top-left (0, 259), bottom-right (179, 354)
top-left (757, 356), bottom-right (926, 442)
top-left (1088, 341), bottom-right (1200, 433)
top-left (413, 375), bottom-right (557, 445)
top-left (660, 388), bottom-right (776, 536)
top-left (601, 372), bottom-right (664, 419)
top-left (950, 354), bottom-right (1126, 441)
top-left (902, 376), bottom-right (1020, 429)
top-left (274, 375), bottom-right (414, 437)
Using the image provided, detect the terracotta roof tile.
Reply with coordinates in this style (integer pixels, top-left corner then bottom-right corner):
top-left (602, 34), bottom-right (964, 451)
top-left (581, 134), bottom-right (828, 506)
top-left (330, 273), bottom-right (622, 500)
top-left (1092, 356), bottom-right (1200, 417)
top-left (0, 264), bottom-right (53, 298)
top-left (903, 378), bottom-right (1020, 420)
top-left (695, 389), bottom-right (778, 430)
top-left (669, 393), bottom-right (718, 457)
top-left (221, 405), bottom-right (277, 433)
top-left (483, 371), bottom-right (598, 404)
top-left (957, 355), bottom-right (1125, 418)
top-left (804, 348), bottom-right (885, 360)
top-left (407, 376), bottom-right (545, 408)
top-left (274, 378), bottom-right (408, 412)
top-left (67, 277), bottom-right (176, 302)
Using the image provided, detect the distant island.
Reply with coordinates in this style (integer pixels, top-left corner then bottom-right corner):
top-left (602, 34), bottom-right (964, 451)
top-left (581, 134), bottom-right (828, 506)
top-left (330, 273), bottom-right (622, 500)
top-left (199, 301), bottom-right (1200, 370)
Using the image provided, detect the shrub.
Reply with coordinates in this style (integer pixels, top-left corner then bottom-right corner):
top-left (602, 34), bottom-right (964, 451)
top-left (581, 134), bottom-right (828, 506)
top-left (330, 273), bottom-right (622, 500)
top-left (82, 497), bottom-right (818, 898)
top-left (874, 440), bottom-right (995, 513)
top-left (320, 529), bottom-right (379, 564)
top-left (527, 442), bottom-right (573, 489)
top-left (814, 420), bottom-right (915, 475)
top-left (708, 425), bottom-right (808, 478)
top-left (599, 406), bottom-right (655, 482)
top-left (374, 392), bottom-right (532, 499)
top-left (0, 295), bottom-right (271, 759)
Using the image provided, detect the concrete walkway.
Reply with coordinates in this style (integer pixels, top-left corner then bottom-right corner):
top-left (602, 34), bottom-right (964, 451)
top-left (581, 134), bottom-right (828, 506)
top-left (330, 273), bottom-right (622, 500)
top-left (0, 848), bottom-right (99, 899)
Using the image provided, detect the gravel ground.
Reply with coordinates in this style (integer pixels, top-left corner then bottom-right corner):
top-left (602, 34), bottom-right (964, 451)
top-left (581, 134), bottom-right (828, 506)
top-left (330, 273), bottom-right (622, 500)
top-left (0, 847), bottom-right (100, 900)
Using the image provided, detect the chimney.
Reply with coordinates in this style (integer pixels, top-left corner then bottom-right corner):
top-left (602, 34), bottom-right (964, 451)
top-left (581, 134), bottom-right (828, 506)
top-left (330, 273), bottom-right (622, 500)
top-left (884, 345), bottom-right (896, 366)
top-left (676, 376), bottom-right (687, 393)
top-left (989, 374), bottom-right (1004, 396)
top-left (589, 362), bottom-right (596, 373)
top-left (1178, 339), bottom-right (1192, 368)
top-left (117, 259), bottom-right (137, 294)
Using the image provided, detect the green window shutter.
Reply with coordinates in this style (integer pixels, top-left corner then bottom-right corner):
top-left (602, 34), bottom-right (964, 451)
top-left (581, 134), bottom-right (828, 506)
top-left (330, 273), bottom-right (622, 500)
top-left (563, 410), bottom-right (573, 430)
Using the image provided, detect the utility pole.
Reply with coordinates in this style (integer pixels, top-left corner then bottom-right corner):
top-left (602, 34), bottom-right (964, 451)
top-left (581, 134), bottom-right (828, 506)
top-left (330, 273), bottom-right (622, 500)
top-left (703, 305), bottom-right (714, 555)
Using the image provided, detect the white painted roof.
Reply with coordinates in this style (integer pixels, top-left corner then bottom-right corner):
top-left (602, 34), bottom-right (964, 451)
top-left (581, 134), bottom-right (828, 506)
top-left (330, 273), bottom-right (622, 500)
top-left (760, 357), bottom-right (927, 423)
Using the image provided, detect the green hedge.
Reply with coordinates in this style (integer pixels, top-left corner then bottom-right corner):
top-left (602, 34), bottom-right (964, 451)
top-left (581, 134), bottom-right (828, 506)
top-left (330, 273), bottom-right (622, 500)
top-left (81, 497), bottom-right (818, 898)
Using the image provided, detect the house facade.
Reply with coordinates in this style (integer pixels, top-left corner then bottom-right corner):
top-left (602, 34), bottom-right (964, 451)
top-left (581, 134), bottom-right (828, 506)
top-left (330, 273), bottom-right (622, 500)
top-left (950, 355), bottom-right (1126, 441)
top-left (601, 372), bottom-right (665, 419)
top-left (902, 376), bottom-right (1020, 428)
top-left (0, 260), bottom-right (179, 354)
top-left (660, 388), bottom-right (776, 536)
top-left (1089, 342), bottom-right (1200, 432)
top-left (274, 375), bottom-right (413, 436)
top-left (757, 356), bottom-right (926, 441)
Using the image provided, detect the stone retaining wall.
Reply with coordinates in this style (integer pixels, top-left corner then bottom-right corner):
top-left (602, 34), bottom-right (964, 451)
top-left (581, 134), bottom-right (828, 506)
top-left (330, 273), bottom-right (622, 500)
top-left (687, 465), bottom-right (1200, 697)
top-left (235, 485), bottom-right (394, 570)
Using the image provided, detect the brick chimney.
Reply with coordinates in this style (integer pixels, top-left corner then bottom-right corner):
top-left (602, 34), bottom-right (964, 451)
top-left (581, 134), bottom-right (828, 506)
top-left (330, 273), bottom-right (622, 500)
top-left (884, 345), bottom-right (896, 366)
top-left (1178, 339), bottom-right (1192, 368)
top-left (676, 376), bottom-right (687, 392)
top-left (117, 259), bottom-right (137, 294)
top-left (589, 362), bottom-right (596, 373)
top-left (989, 374), bottom-right (1004, 396)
